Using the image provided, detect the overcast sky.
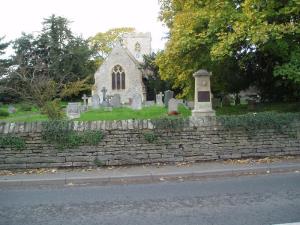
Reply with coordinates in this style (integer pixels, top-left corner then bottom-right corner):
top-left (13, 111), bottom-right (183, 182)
top-left (0, 0), bottom-right (168, 52)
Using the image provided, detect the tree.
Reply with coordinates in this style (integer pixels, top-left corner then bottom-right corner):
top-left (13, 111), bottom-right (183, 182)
top-left (0, 36), bottom-right (10, 76)
top-left (157, 0), bottom-right (300, 101)
top-left (1, 15), bottom-right (98, 107)
top-left (140, 52), bottom-right (173, 100)
top-left (89, 27), bottom-right (135, 58)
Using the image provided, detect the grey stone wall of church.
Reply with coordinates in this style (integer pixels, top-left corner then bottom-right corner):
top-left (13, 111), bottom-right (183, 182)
top-left (1, 119), bottom-right (300, 169)
top-left (94, 46), bottom-right (145, 103)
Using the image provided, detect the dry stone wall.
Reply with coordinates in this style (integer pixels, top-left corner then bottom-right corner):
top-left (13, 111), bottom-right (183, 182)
top-left (0, 118), bottom-right (299, 169)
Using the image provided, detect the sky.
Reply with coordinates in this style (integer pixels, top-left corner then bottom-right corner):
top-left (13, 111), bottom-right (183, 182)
top-left (0, 0), bottom-right (168, 53)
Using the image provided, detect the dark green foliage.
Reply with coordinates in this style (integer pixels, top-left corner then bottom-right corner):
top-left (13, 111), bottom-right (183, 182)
top-left (0, 135), bottom-right (26, 149)
top-left (143, 132), bottom-right (158, 143)
top-left (94, 157), bottom-right (105, 167)
top-left (19, 103), bottom-right (32, 111)
top-left (218, 112), bottom-right (300, 135)
top-left (140, 52), bottom-right (173, 100)
top-left (42, 120), bottom-right (103, 149)
top-left (41, 99), bottom-right (64, 120)
top-left (151, 117), bottom-right (187, 130)
top-left (80, 130), bottom-right (104, 146)
top-left (0, 110), bottom-right (9, 117)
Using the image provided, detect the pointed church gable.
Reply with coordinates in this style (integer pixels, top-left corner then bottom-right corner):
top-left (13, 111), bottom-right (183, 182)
top-left (94, 45), bottom-right (146, 104)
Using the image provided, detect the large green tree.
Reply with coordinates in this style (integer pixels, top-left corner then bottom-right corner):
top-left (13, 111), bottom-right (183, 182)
top-left (2, 15), bottom-right (98, 106)
top-left (157, 0), bottom-right (300, 101)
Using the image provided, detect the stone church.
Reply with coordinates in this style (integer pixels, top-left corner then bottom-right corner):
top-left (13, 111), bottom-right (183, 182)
top-left (93, 32), bottom-right (151, 104)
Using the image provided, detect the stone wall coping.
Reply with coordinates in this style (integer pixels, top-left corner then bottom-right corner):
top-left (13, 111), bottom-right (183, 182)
top-left (0, 117), bottom-right (217, 134)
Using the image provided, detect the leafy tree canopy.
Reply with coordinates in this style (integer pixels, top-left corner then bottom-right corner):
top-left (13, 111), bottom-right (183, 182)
top-left (89, 27), bottom-right (135, 58)
top-left (157, 0), bottom-right (300, 100)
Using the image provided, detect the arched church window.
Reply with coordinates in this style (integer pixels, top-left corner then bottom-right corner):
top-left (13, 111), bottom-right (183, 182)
top-left (112, 65), bottom-right (125, 90)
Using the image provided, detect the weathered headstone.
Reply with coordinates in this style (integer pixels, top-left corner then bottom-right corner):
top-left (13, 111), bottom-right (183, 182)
top-left (168, 98), bottom-right (179, 113)
top-left (66, 102), bottom-right (81, 119)
top-left (131, 94), bottom-right (142, 110)
top-left (164, 90), bottom-right (174, 107)
top-left (92, 94), bottom-right (100, 109)
top-left (156, 92), bottom-right (164, 106)
top-left (144, 100), bottom-right (155, 107)
top-left (8, 105), bottom-right (16, 114)
top-left (111, 94), bottom-right (121, 108)
top-left (87, 97), bottom-right (92, 107)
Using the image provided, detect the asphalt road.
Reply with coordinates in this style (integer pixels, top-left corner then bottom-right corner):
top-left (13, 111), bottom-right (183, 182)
top-left (0, 173), bottom-right (300, 225)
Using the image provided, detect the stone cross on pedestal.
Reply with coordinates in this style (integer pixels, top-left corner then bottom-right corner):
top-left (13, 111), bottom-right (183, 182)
top-left (156, 92), bottom-right (164, 106)
top-left (101, 87), bottom-right (108, 102)
top-left (82, 94), bottom-right (88, 106)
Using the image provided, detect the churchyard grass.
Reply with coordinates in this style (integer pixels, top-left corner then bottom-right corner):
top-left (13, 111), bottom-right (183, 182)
top-left (78, 106), bottom-right (169, 121)
top-left (1, 102), bottom-right (299, 122)
top-left (216, 102), bottom-right (300, 115)
top-left (77, 105), bottom-right (191, 121)
top-left (0, 103), bottom-right (47, 122)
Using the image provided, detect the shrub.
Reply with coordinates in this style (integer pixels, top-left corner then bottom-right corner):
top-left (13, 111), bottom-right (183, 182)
top-left (143, 131), bottom-right (158, 143)
top-left (151, 117), bottom-right (187, 130)
top-left (0, 110), bottom-right (9, 117)
top-left (42, 99), bottom-right (64, 120)
top-left (0, 135), bottom-right (26, 149)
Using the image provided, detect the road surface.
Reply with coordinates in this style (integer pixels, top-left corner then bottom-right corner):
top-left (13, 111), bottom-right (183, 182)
top-left (0, 173), bottom-right (300, 225)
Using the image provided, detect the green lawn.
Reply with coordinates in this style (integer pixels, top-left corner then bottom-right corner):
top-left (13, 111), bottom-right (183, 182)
top-left (0, 103), bottom-right (48, 122)
top-left (77, 105), bottom-right (191, 121)
top-left (0, 101), bottom-right (299, 122)
top-left (216, 102), bottom-right (300, 115)
top-left (0, 104), bottom-right (191, 122)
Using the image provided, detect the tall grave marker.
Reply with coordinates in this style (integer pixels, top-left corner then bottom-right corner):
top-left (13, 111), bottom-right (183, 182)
top-left (192, 69), bottom-right (215, 117)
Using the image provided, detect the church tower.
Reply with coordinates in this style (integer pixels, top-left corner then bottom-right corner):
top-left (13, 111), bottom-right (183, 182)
top-left (122, 32), bottom-right (151, 62)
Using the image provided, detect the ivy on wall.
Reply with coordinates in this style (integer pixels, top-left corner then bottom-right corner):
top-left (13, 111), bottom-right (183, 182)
top-left (42, 120), bottom-right (103, 149)
top-left (218, 112), bottom-right (300, 137)
top-left (0, 135), bottom-right (26, 149)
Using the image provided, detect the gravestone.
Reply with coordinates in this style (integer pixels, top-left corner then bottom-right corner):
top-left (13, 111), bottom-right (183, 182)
top-left (66, 102), bottom-right (81, 119)
top-left (156, 92), bottom-right (164, 106)
top-left (81, 94), bottom-right (88, 111)
top-left (92, 94), bottom-right (100, 109)
top-left (168, 98), bottom-right (179, 113)
top-left (87, 97), bottom-right (92, 107)
top-left (164, 90), bottom-right (174, 107)
top-left (131, 94), bottom-right (142, 110)
top-left (8, 105), bottom-right (16, 114)
top-left (144, 100), bottom-right (155, 107)
top-left (111, 94), bottom-right (121, 108)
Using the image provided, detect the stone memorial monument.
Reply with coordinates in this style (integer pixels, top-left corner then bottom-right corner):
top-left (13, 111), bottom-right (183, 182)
top-left (192, 69), bottom-right (215, 117)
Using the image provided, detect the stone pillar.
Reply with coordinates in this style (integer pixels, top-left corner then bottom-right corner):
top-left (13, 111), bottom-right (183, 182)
top-left (192, 69), bottom-right (215, 117)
